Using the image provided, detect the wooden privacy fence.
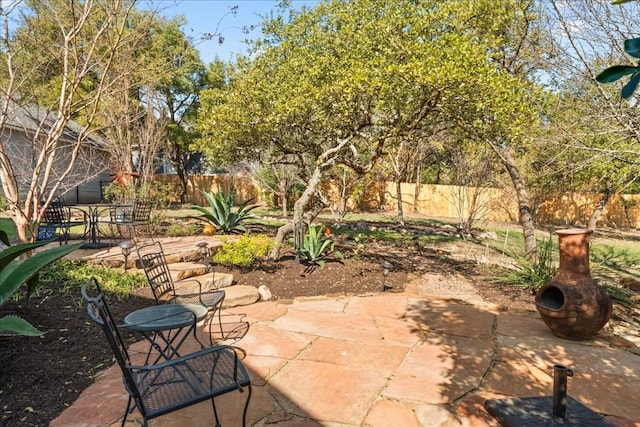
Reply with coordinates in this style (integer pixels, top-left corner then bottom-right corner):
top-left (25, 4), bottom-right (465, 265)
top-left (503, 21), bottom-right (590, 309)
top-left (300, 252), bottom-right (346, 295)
top-left (159, 174), bottom-right (260, 206)
top-left (154, 174), bottom-right (640, 229)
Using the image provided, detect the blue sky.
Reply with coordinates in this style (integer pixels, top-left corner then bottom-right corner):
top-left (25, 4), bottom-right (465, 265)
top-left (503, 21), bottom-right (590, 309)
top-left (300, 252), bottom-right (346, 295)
top-left (151, 1), bottom-right (319, 64)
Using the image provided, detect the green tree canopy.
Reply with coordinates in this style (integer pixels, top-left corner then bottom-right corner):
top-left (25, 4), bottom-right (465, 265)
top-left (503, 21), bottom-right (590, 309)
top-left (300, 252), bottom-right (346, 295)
top-left (195, 0), bottom-right (542, 258)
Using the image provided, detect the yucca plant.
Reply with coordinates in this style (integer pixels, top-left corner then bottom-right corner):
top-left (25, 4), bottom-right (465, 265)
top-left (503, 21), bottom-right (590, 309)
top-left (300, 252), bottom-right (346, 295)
top-left (0, 233), bottom-right (81, 336)
top-left (495, 231), bottom-right (557, 291)
top-left (191, 189), bottom-right (258, 234)
top-left (298, 224), bottom-right (344, 268)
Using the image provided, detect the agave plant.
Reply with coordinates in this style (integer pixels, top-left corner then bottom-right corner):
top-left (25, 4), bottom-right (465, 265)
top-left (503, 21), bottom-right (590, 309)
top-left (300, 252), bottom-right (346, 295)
top-left (191, 189), bottom-right (258, 234)
top-left (298, 224), bottom-right (344, 268)
top-left (0, 235), bottom-right (81, 336)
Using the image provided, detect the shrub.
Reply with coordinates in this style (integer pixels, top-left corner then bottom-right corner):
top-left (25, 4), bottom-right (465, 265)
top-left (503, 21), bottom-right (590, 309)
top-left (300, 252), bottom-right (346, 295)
top-left (102, 182), bottom-right (137, 204)
top-left (166, 222), bottom-right (198, 237)
top-left (212, 234), bottom-right (274, 268)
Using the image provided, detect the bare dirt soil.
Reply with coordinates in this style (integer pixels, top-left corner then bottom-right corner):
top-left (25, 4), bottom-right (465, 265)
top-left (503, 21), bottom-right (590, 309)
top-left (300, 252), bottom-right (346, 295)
top-left (0, 220), bottom-right (637, 426)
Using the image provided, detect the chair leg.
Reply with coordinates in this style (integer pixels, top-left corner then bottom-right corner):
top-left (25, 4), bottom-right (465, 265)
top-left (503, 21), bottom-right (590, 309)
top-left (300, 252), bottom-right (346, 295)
top-left (210, 397), bottom-right (221, 427)
top-left (191, 318), bottom-right (206, 350)
top-left (121, 396), bottom-right (133, 427)
top-left (208, 305), bottom-right (225, 346)
top-left (242, 383), bottom-right (253, 427)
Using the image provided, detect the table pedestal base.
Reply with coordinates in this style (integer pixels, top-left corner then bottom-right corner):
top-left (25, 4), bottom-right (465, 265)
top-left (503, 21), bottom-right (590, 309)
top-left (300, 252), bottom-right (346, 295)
top-left (484, 396), bottom-right (614, 427)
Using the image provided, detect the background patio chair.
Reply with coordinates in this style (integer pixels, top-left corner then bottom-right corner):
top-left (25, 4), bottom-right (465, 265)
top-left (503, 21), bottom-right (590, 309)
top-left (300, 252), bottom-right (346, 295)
top-left (136, 241), bottom-right (226, 344)
top-left (106, 198), bottom-right (154, 241)
top-left (39, 200), bottom-right (87, 244)
top-left (81, 277), bottom-right (251, 427)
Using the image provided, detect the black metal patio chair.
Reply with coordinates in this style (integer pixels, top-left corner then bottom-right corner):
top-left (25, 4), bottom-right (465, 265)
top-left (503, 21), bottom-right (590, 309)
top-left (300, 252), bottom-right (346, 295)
top-left (105, 198), bottom-right (154, 241)
top-left (81, 277), bottom-right (251, 427)
top-left (39, 200), bottom-right (87, 244)
top-left (136, 241), bottom-right (226, 345)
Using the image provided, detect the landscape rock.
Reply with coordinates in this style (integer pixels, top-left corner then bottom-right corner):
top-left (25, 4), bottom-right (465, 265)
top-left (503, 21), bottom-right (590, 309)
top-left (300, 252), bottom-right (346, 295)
top-left (175, 272), bottom-right (234, 294)
top-left (222, 285), bottom-right (259, 308)
top-left (258, 285), bottom-right (272, 301)
top-left (477, 230), bottom-right (499, 240)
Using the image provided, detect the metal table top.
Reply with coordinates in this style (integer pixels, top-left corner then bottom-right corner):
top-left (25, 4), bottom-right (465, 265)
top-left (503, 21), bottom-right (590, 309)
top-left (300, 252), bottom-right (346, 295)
top-left (123, 304), bottom-right (208, 331)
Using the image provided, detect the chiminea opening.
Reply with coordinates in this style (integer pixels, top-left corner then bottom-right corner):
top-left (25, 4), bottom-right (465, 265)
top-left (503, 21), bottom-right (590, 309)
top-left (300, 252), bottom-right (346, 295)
top-left (538, 286), bottom-right (565, 310)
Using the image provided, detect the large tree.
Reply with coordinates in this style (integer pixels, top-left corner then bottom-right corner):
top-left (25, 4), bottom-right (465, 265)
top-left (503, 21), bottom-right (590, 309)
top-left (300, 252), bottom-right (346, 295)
top-left (0, 0), bottom-right (137, 242)
top-left (197, 0), bottom-right (540, 259)
top-left (148, 17), bottom-right (210, 201)
top-left (95, 12), bottom-right (210, 202)
top-left (537, 0), bottom-right (640, 230)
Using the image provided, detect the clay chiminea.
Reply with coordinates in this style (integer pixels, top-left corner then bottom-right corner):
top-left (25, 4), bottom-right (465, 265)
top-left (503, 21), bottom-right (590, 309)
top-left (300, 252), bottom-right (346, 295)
top-left (535, 228), bottom-right (612, 340)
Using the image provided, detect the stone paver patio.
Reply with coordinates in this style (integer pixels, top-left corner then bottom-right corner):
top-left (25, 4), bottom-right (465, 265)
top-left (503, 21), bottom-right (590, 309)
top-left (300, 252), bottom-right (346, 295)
top-left (51, 286), bottom-right (640, 426)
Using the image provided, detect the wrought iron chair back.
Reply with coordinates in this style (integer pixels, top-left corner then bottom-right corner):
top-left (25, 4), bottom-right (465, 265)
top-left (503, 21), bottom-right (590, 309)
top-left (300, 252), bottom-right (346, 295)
top-left (41, 202), bottom-right (66, 224)
top-left (81, 278), bottom-right (144, 411)
top-left (105, 199), bottom-right (154, 242)
top-left (137, 242), bottom-right (175, 302)
top-left (132, 199), bottom-right (153, 222)
top-left (136, 241), bottom-right (226, 344)
top-left (40, 200), bottom-right (86, 244)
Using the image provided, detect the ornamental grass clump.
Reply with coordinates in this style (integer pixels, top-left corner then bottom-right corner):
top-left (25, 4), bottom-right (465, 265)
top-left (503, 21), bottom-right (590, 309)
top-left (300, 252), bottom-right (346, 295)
top-left (494, 231), bottom-right (557, 291)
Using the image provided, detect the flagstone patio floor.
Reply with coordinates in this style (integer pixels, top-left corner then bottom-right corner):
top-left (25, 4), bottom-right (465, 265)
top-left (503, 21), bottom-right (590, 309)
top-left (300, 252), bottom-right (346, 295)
top-left (51, 276), bottom-right (640, 426)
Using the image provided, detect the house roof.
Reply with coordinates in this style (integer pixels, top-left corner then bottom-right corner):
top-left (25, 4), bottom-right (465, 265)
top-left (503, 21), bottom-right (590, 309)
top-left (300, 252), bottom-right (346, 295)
top-left (1, 98), bottom-right (104, 147)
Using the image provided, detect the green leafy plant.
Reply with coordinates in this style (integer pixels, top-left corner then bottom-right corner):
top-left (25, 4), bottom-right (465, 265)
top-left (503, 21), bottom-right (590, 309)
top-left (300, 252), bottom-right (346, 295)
top-left (297, 224), bottom-right (344, 268)
top-left (595, 1), bottom-right (640, 98)
top-left (0, 228), bottom-right (9, 246)
top-left (191, 189), bottom-right (258, 234)
top-left (213, 234), bottom-right (274, 268)
top-left (495, 232), bottom-right (557, 291)
top-left (38, 259), bottom-right (144, 299)
top-left (165, 222), bottom-right (198, 237)
top-left (101, 182), bottom-right (138, 204)
top-left (0, 239), bottom-right (82, 336)
top-left (351, 233), bottom-right (365, 257)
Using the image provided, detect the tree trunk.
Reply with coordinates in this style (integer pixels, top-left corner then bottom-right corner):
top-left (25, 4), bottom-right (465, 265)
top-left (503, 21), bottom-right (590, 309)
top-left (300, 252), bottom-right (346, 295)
top-left (269, 166), bottom-right (325, 260)
top-left (279, 179), bottom-right (288, 217)
top-left (413, 163), bottom-right (422, 213)
top-left (12, 210), bottom-right (31, 243)
top-left (395, 177), bottom-right (405, 226)
top-left (176, 168), bottom-right (188, 204)
top-left (268, 136), bottom-right (353, 260)
top-left (587, 188), bottom-right (612, 231)
top-left (488, 141), bottom-right (537, 261)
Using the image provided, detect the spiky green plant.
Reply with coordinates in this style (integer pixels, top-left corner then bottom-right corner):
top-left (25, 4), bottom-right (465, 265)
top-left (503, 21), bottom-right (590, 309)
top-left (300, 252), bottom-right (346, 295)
top-left (298, 224), bottom-right (344, 268)
top-left (191, 189), bottom-right (258, 233)
top-left (495, 231), bottom-right (557, 291)
top-left (0, 239), bottom-right (81, 336)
